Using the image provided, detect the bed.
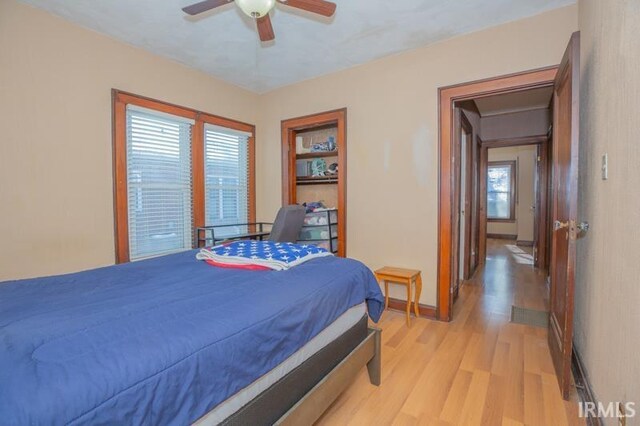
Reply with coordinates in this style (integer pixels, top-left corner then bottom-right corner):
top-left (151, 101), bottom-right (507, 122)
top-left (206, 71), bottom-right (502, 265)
top-left (0, 249), bottom-right (384, 425)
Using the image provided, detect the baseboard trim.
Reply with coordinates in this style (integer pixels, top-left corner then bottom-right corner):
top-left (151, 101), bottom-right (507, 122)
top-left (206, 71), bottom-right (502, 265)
top-left (516, 240), bottom-right (534, 247)
top-left (487, 233), bottom-right (517, 240)
top-left (387, 297), bottom-right (437, 320)
top-left (572, 344), bottom-right (601, 426)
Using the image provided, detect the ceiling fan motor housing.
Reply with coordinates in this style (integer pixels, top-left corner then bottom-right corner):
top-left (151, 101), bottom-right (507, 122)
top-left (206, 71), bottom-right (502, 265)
top-left (182, 0), bottom-right (337, 42)
top-left (236, 0), bottom-right (275, 18)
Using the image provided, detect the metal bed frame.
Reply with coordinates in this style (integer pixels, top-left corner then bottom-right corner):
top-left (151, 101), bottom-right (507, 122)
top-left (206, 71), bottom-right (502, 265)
top-left (197, 316), bottom-right (381, 426)
top-left (195, 222), bottom-right (273, 247)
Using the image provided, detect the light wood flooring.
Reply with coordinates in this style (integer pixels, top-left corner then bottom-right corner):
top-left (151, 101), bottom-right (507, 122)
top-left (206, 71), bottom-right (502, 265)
top-left (316, 239), bottom-right (584, 426)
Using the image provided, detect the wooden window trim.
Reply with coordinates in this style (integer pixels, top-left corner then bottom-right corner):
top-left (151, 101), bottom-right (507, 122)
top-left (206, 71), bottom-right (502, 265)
top-left (487, 160), bottom-right (517, 222)
top-left (112, 89), bottom-right (256, 263)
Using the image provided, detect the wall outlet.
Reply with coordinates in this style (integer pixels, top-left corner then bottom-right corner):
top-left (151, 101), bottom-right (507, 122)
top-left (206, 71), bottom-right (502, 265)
top-left (602, 153), bottom-right (609, 180)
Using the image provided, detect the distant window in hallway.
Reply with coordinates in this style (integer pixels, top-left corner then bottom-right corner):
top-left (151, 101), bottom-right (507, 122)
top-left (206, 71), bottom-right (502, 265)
top-left (487, 161), bottom-right (516, 221)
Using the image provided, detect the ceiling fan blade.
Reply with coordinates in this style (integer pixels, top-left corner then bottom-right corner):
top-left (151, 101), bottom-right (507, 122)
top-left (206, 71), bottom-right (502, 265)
top-left (182, 0), bottom-right (233, 16)
top-left (256, 14), bottom-right (275, 42)
top-left (278, 0), bottom-right (336, 17)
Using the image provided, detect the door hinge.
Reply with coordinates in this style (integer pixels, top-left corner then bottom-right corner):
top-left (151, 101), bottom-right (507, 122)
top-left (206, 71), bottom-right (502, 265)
top-left (555, 220), bottom-right (578, 240)
top-left (553, 220), bottom-right (569, 231)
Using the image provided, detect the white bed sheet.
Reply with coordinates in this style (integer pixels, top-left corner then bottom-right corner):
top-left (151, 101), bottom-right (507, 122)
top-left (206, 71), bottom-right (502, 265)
top-left (196, 302), bottom-right (367, 425)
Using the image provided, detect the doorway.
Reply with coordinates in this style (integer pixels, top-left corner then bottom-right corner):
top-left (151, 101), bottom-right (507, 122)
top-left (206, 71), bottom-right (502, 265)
top-left (480, 135), bottom-right (550, 270)
top-left (437, 32), bottom-right (582, 401)
top-left (437, 66), bottom-right (556, 321)
top-left (441, 73), bottom-right (555, 320)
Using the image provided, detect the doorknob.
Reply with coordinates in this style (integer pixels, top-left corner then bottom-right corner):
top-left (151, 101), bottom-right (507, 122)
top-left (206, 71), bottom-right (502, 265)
top-left (554, 220), bottom-right (590, 237)
top-left (553, 220), bottom-right (569, 231)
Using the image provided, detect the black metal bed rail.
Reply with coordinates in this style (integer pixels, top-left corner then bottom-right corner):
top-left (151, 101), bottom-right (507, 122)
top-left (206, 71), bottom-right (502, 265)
top-left (194, 222), bottom-right (274, 247)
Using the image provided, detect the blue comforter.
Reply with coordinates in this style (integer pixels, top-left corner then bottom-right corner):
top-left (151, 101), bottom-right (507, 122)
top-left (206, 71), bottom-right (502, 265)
top-left (0, 251), bottom-right (383, 425)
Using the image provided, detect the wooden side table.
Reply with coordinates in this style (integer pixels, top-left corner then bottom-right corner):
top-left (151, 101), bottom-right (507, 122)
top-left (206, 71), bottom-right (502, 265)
top-left (374, 267), bottom-right (422, 326)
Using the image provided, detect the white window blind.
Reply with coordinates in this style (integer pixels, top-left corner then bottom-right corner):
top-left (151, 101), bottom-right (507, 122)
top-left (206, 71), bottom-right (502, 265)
top-left (126, 106), bottom-right (194, 260)
top-left (204, 124), bottom-right (251, 237)
top-left (487, 163), bottom-right (514, 220)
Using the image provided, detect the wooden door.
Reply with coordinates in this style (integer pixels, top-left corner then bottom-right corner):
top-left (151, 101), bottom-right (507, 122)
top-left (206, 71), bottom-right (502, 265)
top-left (452, 110), bottom-right (474, 301)
top-left (548, 31), bottom-right (580, 400)
top-left (462, 124), bottom-right (473, 279)
top-left (544, 132), bottom-right (554, 271)
top-left (472, 136), bottom-right (483, 272)
top-left (451, 109), bottom-right (462, 302)
top-left (534, 141), bottom-right (550, 270)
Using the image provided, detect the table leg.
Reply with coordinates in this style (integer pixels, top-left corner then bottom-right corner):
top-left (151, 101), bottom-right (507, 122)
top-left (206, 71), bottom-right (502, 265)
top-left (414, 274), bottom-right (422, 318)
top-left (405, 280), bottom-right (411, 326)
top-left (383, 280), bottom-right (389, 310)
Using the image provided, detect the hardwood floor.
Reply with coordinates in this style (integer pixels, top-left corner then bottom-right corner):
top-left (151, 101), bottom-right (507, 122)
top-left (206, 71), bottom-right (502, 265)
top-left (317, 239), bottom-right (584, 425)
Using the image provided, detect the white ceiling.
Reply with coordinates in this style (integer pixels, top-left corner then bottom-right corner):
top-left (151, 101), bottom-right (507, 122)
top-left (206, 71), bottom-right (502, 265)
top-left (474, 86), bottom-right (554, 116)
top-left (18, 0), bottom-right (575, 93)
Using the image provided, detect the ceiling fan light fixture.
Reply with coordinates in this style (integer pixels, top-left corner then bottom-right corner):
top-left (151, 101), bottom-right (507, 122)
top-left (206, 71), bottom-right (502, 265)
top-left (235, 0), bottom-right (275, 18)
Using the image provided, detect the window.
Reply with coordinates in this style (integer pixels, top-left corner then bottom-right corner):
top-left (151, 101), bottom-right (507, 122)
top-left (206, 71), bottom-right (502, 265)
top-left (487, 161), bottom-right (516, 221)
top-left (204, 124), bottom-right (251, 237)
top-left (113, 91), bottom-right (255, 263)
top-left (126, 107), bottom-right (194, 260)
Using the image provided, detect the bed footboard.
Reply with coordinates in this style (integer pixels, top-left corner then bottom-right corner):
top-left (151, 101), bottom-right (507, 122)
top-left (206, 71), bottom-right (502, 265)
top-left (275, 327), bottom-right (382, 425)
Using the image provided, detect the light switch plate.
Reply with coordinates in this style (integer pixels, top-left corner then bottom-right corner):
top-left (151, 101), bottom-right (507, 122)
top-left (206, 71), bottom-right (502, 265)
top-left (601, 153), bottom-right (608, 180)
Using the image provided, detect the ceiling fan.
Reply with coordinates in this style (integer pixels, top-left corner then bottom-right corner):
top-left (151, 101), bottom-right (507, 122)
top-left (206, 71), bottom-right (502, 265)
top-left (182, 0), bottom-right (337, 42)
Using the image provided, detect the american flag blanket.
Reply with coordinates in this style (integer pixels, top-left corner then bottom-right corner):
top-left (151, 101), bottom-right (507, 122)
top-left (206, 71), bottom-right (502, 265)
top-left (196, 241), bottom-right (333, 271)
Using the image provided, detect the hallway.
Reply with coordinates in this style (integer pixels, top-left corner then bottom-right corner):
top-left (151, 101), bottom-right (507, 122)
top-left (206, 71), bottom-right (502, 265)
top-left (317, 239), bottom-right (583, 425)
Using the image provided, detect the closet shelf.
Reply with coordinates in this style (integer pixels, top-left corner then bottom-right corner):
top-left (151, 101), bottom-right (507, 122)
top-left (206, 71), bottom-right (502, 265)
top-left (296, 151), bottom-right (338, 159)
top-left (296, 176), bottom-right (338, 185)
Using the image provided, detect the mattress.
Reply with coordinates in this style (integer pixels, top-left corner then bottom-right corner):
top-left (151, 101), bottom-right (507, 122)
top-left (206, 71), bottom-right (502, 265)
top-left (0, 250), bottom-right (384, 425)
top-left (196, 303), bottom-right (367, 425)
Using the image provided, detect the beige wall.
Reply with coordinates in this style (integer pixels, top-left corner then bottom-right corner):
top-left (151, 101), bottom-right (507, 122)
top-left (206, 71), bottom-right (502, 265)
top-left (487, 146), bottom-right (537, 241)
top-left (575, 0), bottom-right (640, 418)
top-left (257, 5), bottom-right (578, 305)
top-left (0, 0), bottom-right (259, 280)
top-left (0, 1), bottom-right (579, 307)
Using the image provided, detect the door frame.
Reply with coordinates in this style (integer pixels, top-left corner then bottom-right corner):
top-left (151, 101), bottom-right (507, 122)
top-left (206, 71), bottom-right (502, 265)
top-left (281, 108), bottom-right (347, 257)
top-left (437, 66), bottom-right (558, 321)
top-left (474, 136), bottom-right (483, 273)
top-left (451, 109), bottom-right (474, 302)
top-left (478, 135), bottom-right (549, 269)
top-left (461, 116), bottom-right (474, 281)
top-left (536, 136), bottom-right (552, 270)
